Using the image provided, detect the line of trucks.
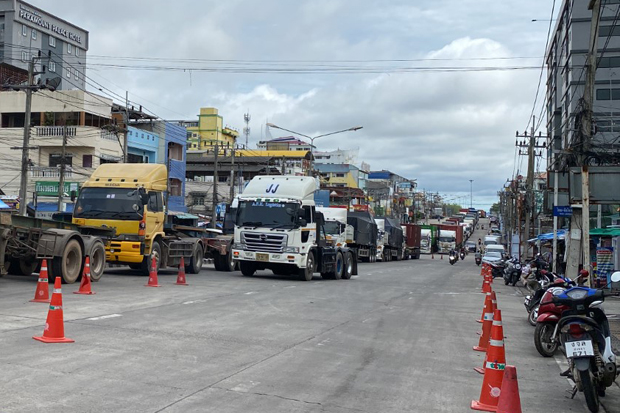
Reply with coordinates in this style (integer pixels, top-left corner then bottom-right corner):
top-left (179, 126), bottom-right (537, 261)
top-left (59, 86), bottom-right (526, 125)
top-left (419, 208), bottom-right (482, 254)
top-left (0, 166), bottom-right (424, 284)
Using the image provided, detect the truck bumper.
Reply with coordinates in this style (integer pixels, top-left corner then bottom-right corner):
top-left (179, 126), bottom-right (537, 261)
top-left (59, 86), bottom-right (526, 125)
top-left (107, 241), bottom-right (144, 264)
top-left (232, 249), bottom-right (305, 268)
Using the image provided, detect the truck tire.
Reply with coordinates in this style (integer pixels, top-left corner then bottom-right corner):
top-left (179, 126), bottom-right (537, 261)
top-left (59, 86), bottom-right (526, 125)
top-left (186, 244), bottom-right (204, 274)
top-left (298, 252), bottom-right (315, 281)
top-left (141, 241), bottom-right (161, 276)
top-left (88, 240), bottom-right (106, 282)
top-left (215, 250), bottom-right (234, 272)
top-left (240, 261), bottom-right (256, 277)
top-left (8, 259), bottom-right (38, 276)
top-left (334, 251), bottom-right (344, 280)
top-left (342, 252), bottom-right (353, 280)
top-left (51, 239), bottom-right (83, 284)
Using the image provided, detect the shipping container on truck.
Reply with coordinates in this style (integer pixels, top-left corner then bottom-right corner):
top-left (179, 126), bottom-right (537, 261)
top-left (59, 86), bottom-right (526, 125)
top-left (316, 207), bottom-right (378, 263)
top-left (437, 223), bottom-right (464, 253)
top-left (401, 223), bottom-right (421, 259)
top-left (419, 224), bottom-right (438, 254)
top-left (374, 217), bottom-right (404, 261)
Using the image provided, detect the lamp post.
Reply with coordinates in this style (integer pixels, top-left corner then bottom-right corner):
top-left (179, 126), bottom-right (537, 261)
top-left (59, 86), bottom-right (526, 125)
top-left (265, 123), bottom-right (363, 176)
top-left (469, 180), bottom-right (474, 209)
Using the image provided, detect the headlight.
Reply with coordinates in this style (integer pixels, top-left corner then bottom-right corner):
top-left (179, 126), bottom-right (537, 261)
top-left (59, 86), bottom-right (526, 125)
top-left (283, 246), bottom-right (299, 253)
top-left (566, 289), bottom-right (588, 299)
top-left (515, 264), bottom-right (521, 270)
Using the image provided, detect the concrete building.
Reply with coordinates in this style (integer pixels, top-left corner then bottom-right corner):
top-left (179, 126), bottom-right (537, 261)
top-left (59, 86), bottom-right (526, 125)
top-left (257, 136), bottom-right (313, 152)
top-left (127, 126), bottom-right (159, 164)
top-left (0, 89), bottom-right (122, 212)
top-left (313, 148), bottom-right (359, 165)
top-left (0, 0), bottom-right (88, 90)
top-left (180, 107), bottom-right (239, 151)
top-left (546, 0), bottom-right (620, 179)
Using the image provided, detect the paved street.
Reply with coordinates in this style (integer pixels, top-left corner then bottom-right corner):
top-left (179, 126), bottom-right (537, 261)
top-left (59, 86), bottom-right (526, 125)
top-left (1, 228), bottom-right (619, 412)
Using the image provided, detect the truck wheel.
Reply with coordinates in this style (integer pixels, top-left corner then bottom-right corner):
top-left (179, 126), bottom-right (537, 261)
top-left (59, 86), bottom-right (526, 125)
top-left (187, 244), bottom-right (204, 274)
top-left (51, 239), bottom-right (83, 284)
top-left (240, 261), bottom-right (256, 276)
top-left (224, 250), bottom-right (235, 272)
top-left (298, 252), bottom-right (315, 281)
top-left (382, 249), bottom-right (389, 262)
top-left (334, 252), bottom-right (344, 280)
top-left (141, 241), bottom-right (162, 276)
top-left (88, 240), bottom-right (106, 282)
top-left (8, 259), bottom-right (38, 276)
top-left (342, 252), bottom-right (353, 280)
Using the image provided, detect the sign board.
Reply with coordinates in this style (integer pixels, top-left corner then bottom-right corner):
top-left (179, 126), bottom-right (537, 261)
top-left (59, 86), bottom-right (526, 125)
top-left (35, 181), bottom-right (80, 197)
top-left (553, 206), bottom-right (572, 217)
top-left (569, 166), bottom-right (620, 204)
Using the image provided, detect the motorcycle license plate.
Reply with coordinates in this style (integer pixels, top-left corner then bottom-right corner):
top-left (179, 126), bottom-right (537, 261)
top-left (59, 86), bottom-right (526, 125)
top-left (256, 253), bottom-right (269, 262)
top-left (565, 340), bottom-right (594, 358)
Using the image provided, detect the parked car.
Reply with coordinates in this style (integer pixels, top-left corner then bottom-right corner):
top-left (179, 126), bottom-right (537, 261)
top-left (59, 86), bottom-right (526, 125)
top-left (482, 251), bottom-right (503, 265)
top-left (465, 241), bottom-right (477, 252)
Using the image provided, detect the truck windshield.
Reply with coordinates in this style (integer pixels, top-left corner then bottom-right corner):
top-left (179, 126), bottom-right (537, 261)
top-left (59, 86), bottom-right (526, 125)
top-left (438, 236), bottom-right (455, 242)
top-left (323, 221), bottom-right (340, 235)
top-left (237, 200), bottom-right (299, 228)
top-left (74, 187), bottom-right (142, 220)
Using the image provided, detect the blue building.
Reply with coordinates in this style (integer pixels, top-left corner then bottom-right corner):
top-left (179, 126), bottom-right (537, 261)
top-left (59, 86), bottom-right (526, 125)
top-left (163, 122), bottom-right (187, 212)
top-left (127, 126), bottom-right (159, 164)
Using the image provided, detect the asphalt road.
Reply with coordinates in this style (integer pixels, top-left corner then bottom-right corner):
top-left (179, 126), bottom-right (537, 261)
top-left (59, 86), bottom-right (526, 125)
top-left (1, 223), bottom-right (618, 412)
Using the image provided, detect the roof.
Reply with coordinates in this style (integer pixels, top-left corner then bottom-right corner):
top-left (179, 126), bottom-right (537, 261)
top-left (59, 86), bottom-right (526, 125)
top-left (590, 228), bottom-right (620, 237)
top-left (27, 202), bottom-right (74, 212)
top-left (315, 164), bottom-right (353, 173)
top-left (83, 163), bottom-right (168, 190)
top-left (261, 136), bottom-right (310, 145)
top-left (0, 199), bottom-right (10, 209)
top-left (236, 150), bottom-right (313, 159)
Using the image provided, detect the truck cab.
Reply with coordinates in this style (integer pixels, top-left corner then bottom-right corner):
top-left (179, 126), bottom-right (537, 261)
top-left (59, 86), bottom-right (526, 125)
top-left (72, 164), bottom-right (200, 275)
top-left (232, 176), bottom-right (357, 281)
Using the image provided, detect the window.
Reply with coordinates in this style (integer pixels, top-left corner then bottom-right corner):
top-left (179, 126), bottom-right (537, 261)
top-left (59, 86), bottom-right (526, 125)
top-left (21, 51), bottom-right (29, 62)
top-left (147, 192), bottom-right (163, 212)
top-left (335, 173), bottom-right (346, 177)
top-left (595, 88), bottom-right (620, 100)
top-left (66, 68), bottom-right (71, 78)
top-left (67, 43), bottom-right (72, 54)
top-left (31, 29), bottom-right (37, 40)
top-left (49, 36), bottom-right (56, 47)
top-left (82, 155), bottom-right (93, 168)
top-left (75, 48), bottom-right (79, 57)
top-left (49, 154), bottom-right (72, 167)
top-left (22, 24), bottom-right (27, 36)
top-left (74, 68), bottom-right (79, 80)
top-left (49, 61), bottom-right (56, 73)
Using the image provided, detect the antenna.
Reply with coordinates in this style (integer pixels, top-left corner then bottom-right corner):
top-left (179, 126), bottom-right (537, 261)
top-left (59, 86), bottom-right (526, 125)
top-left (243, 111), bottom-right (251, 149)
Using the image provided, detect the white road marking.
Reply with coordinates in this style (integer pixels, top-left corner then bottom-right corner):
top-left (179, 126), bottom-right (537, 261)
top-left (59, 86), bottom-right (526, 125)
top-left (245, 291), bottom-right (257, 295)
top-left (230, 381), bottom-right (260, 392)
top-left (87, 314), bottom-right (122, 321)
top-left (317, 338), bottom-right (331, 346)
top-left (182, 299), bottom-right (207, 305)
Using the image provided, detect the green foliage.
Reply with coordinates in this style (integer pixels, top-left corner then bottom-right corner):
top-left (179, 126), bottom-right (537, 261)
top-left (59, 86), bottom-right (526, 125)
top-left (443, 203), bottom-right (462, 217)
top-left (490, 203), bottom-right (500, 214)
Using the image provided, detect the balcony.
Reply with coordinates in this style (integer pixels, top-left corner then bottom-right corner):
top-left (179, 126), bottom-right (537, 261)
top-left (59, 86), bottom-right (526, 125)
top-left (35, 126), bottom-right (77, 137)
top-left (29, 166), bottom-right (73, 178)
top-left (31, 126), bottom-right (123, 154)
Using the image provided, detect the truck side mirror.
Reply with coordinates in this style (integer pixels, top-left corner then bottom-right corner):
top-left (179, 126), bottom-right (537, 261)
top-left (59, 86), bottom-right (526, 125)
top-left (70, 190), bottom-right (77, 202)
top-left (297, 217), bottom-right (307, 227)
top-left (138, 187), bottom-right (149, 204)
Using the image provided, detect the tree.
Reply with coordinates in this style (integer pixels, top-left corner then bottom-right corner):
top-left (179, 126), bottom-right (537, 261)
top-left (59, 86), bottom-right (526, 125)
top-left (490, 203), bottom-right (500, 215)
top-left (443, 203), bottom-right (463, 217)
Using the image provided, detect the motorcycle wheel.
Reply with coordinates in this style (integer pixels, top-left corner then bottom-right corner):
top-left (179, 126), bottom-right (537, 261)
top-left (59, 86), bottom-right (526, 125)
top-left (528, 305), bottom-right (539, 326)
top-left (534, 321), bottom-right (557, 357)
top-left (504, 276), bottom-right (510, 285)
top-left (579, 368), bottom-right (600, 413)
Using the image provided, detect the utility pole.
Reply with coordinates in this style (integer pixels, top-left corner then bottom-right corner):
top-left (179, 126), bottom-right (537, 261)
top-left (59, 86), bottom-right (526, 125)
top-left (579, 0), bottom-right (601, 286)
top-left (212, 141), bottom-right (219, 228)
top-left (18, 56), bottom-right (35, 216)
top-left (516, 119), bottom-right (546, 260)
top-left (57, 125), bottom-right (67, 211)
top-left (229, 143), bottom-right (236, 203)
top-left (124, 91), bottom-right (129, 162)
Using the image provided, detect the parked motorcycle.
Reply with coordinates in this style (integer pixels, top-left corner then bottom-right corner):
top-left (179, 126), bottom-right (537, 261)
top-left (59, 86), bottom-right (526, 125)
top-left (533, 283), bottom-right (571, 356)
top-left (475, 252), bottom-right (481, 266)
top-left (489, 261), bottom-right (506, 279)
top-left (551, 272), bottom-right (620, 412)
top-left (525, 272), bottom-right (573, 326)
top-left (448, 250), bottom-right (457, 265)
top-left (502, 257), bottom-right (522, 286)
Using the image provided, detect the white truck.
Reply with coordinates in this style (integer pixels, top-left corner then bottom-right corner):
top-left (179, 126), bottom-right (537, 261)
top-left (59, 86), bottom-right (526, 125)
top-left (374, 217), bottom-right (404, 261)
top-left (232, 176), bottom-right (358, 281)
top-left (420, 228), bottom-right (433, 254)
top-left (316, 207), bottom-right (377, 262)
top-left (438, 229), bottom-right (457, 254)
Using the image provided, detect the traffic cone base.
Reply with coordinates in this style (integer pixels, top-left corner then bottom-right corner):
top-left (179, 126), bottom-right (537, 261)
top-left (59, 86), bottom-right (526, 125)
top-left (175, 257), bottom-right (189, 285)
top-left (33, 278), bottom-right (73, 344)
top-left (496, 365), bottom-right (522, 413)
top-left (74, 256), bottom-right (95, 295)
top-left (30, 259), bottom-right (51, 303)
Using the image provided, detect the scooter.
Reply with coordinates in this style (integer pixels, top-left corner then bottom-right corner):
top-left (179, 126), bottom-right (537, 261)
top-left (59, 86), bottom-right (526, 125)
top-left (552, 272), bottom-right (620, 412)
top-left (475, 252), bottom-right (481, 266)
top-left (459, 251), bottom-right (466, 261)
top-left (533, 281), bottom-right (571, 356)
top-left (525, 271), bottom-right (573, 326)
top-left (448, 251), bottom-right (457, 265)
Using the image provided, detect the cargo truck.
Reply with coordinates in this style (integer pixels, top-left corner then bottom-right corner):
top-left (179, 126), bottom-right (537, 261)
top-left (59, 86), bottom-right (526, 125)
top-left (437, 223), bottom-right (464, 253)
top-left (420, 224), bottom-right (438, 254)
top-left (72, 164), bottom-right (202, 275)
top-left (231, 175), bottom-right (358, 281)
top-left (375, 217), bottom-right (404, 261)
top-left (401, 223), bottom-right (421, 259)
top-left (316, 207), bottom-right (378, 263)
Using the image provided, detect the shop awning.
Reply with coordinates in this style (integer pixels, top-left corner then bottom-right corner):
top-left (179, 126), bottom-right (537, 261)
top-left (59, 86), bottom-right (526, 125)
top-left (528, 229), bottom-right (566, 243)
top-left (590, 227), bottom-right (620, 237)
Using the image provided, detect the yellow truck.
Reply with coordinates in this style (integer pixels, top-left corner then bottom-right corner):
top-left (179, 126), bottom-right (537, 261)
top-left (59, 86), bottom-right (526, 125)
top-left (72, 164), bottom-right (203, 275)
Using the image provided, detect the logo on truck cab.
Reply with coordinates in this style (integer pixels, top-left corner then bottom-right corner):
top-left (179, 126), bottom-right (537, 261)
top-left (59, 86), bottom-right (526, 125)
top-left (266, 184), bottom-right (279, 194)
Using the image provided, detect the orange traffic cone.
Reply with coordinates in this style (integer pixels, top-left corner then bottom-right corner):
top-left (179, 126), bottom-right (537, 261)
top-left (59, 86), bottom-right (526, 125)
top-left (441, 253), bottom-right (443, 260)
top-left (482, 276), bottom-right (492, 294)
top-left (33, 277), bottom-right (74, 343)
top-left (473, 299), bottom-right (493, 352)
top-left (145, 255), bottom-right (161, 287)
top-left (475, 307), bottom-right (503, 374)
top-left (431, 253), bottom-right (434, 259)
top-left (30, 259), bottom-right (50, 303)
top-left (490, 291), bottom-right (497, 313)
top-left (496, 365), bottom-right (522, 413)
top-left (477, 292), bottom-right (492, 323)
top-left (176, 257), bottom-right (188, 285)
top-left (74, 256), bottom-right (95, 295)
top-left (471, 309), bottom-right (506, 411)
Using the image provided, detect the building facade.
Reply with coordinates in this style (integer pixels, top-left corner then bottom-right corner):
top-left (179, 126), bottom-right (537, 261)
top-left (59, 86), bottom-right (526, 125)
top-left (0, 0), bottom-right (89, 90)
top-left (182, 107), bottom-right (238, 151)
top-left (127, 126), bottom-right (159, 164)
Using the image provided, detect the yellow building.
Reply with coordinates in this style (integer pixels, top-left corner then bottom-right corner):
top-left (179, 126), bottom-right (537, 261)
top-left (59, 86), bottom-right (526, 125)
top-left (186, 108), bottom-right (239, 151)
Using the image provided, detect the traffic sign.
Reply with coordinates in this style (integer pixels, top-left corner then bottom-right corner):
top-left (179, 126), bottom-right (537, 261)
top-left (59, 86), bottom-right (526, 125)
top-left (553, 206), bottom-right (572, 217)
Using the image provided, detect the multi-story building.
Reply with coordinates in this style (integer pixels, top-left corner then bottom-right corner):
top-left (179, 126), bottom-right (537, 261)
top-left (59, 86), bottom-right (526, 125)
top-left (127, 126), bottom-right (159, 164)
top-left (0, 0), bottom-right (88, 90)
top-left (546, 0), bottom-right (620, 192)
top-left (180, 107), bottom-right (238, 152)
top-left (257, 136), bottom-right (313, 152)
top-left (0, 89), bottom-right (122, 213)
top-left (313, 148), bottom-right (358, 165)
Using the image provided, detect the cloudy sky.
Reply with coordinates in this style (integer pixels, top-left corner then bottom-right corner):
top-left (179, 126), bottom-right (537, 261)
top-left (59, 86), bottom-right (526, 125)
top-left (39, 0), bottom-right (556, 210)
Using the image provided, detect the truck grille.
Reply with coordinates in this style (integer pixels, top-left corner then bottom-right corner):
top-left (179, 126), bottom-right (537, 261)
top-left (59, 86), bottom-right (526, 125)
top-left (241, 232), bottom-right (287, 252)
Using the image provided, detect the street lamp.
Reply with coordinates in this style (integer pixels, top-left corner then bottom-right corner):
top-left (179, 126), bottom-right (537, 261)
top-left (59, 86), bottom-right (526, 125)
top-left (266, 123), bottom-right (363, 175)
top-left (469, 180), bottom-right (474, 209)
